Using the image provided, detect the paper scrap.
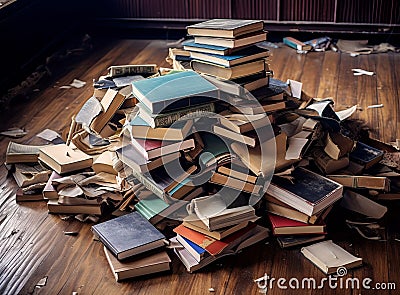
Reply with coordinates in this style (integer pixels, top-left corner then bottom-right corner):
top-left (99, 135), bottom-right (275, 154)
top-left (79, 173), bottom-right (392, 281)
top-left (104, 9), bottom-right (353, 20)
top-left (70, 79), bottom-right (86, 88)
top-left (35, 276), bottom-right (48, 288)
top-left (335, 105), bottom-right (358, 121)
top-left (285, 137), bottom-right (308, 160)
top-left (36, 129), bottom-right (61, 142)
top-left (0, 128), bottom-right (27, 138)
top-left (367, 104), bottom-right (384, 109)
top-left (287, 79), bottom-right (302, 99)
top-left (352, 69), bottom-right (375, 76)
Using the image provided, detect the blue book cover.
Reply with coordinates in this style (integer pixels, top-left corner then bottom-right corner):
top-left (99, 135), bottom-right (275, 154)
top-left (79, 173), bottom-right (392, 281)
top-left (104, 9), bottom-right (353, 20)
top-left (181, 236), bottom-right (206, 256)
top-left (183, 41), bottom-right (231, 52)
top-left (131, 71), bottom-right (218, 114)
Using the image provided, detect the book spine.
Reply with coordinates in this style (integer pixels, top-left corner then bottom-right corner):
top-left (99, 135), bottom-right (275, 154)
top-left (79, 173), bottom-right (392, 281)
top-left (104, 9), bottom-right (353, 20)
top-left (130, 168), bottom-right (165, 200)
top-left (151, 103), bottom-right (215, 128)
top-left (283, 37), bottom-right (306, 51)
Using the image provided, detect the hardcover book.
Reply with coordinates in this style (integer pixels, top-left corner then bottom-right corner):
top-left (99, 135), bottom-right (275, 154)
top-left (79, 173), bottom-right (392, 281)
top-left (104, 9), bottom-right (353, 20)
top-left (183, 40), bottom-right (242, 56)
top-left (131, 71), bottom-right (218, 114)
top-left (6, 142), bottom-right (49, 164)
top-left (187, 19), bottom-right (264, 38)
top-left (194, 31), bottom-right (267, 49)
top-left (176, 235), bottom-right (207, 262)
top-left (349, 141), bottom-right (384, 169)
top-left (92, 212), bottom-right (166, 260)
top-left (47, 199), bottom-right (102, 215)
top-left (268, 214), bottom-right (326, 236)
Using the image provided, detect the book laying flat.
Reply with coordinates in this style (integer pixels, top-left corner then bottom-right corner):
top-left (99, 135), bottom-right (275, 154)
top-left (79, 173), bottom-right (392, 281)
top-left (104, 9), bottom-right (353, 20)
top-left (131, 71), bottom-right (218, 114)
top-left (268, 214), bottom-right (326, 236)
top-left (230, 100), bottom-right (293, 115)
top-left (42, 171), bottom-right (61, 200)
top-left (217, 165), bottom-right (257, 184)
top-left (266, 167), bottom-right (343, 216)
top-left (38, 144), bottom-right (93, 174)
top-left (326, 175), bottom-right (390, 191)
top-left (187, 19), bottom-right (264, 38)
top-left (232, 71), bottom-right (270, 92)
top-left (301, 240), bottom-right (362, 274)
top-left (191, 59), bottom-right (266, 80)
top-left (173, 224), bottom-right (268, 272)
top-left (12, 163), bottom-right (50, 188)
top-left (213, 125), bottom-right (271, 148)
top-left (283, 37), bottom-right (312, 51)
top-left (349, 141), bottom-right (384, 169)
top-left (104, 246), bottom-right (170, 282)
top-left (92, 151), bottom-right (118, 175)
top-left (128, 115), bottom-right (193, 141)
top-left (116, 144), bottom-right (180, 173)
top-left (182, 40), bottom-right (242, 56)
top-left (92, 212), bottom-right (166, 260)
top-left (134, 194), bottom-right (169, 221)
top-left (130, 137), bottom-right (195, 160)
top-left (194, 31), bottom-right (267, 49)
top-left (251, 84), bottom-right (285, 102)
top-left (311, 148), bottom-right (349, 174)
top-left (173, 222), bottom-right (256, 256)
top-left (190, 45), bottom-right (268, 67)
top-left (219, 112), bottom-right (271, 134)
top-left (15, 188), bottom-right (44, 202)
top-left (47, 199), bottom-right (102, 215)
top-left (183, 213), bottom-right (258, 240)
top-left (277, 235), bottom-right (325, 249)
top-left (6, 142), bottom-right (50, 164)
top-left (209, 172), bottom-right (261, 194)
top-left (176, 235), bottom-right (207, 262)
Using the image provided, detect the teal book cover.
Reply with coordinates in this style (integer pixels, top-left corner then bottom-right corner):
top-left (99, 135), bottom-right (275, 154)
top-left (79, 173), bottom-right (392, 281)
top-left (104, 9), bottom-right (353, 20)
top-left (131, 71), bottom-right (218, 114)
top-left (136, 195), bottom-right (169, 220)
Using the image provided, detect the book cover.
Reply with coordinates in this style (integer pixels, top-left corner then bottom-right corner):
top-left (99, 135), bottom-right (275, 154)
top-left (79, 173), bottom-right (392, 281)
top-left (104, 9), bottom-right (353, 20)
top-left (92, 212), bottom-right (166, 260)
top-left (187, 19), bottom-right (264, 38)
top-left (350, 141), bottom-right (384, 169)
top-left (131, 71), bottom-right (218, 114)
top-left (268, 214), bottom-right (326, 236)
top-left (283, 37), bottom-right (312, 51)
top-left (193, 31), bottom-right (267, 49)
top-left (183, 40), bottom-right (237, 55)
top-left (176, 235), bottom-right (207, 262)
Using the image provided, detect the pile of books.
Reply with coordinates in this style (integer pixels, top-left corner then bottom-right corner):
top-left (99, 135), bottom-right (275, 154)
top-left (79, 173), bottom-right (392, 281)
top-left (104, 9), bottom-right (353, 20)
top-left (4, 18), bottom-right (399, 278)
top-left (183, 19), bottom-right (271, 92)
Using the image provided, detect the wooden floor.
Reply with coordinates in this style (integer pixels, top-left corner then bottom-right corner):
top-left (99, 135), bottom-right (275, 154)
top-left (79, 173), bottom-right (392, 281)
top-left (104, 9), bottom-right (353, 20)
top-left (0, 39), bottom-right (399, 295)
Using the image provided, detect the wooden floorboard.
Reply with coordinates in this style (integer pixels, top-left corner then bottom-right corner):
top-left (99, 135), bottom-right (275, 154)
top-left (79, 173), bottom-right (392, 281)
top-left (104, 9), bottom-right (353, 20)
top-left (0, 39), bottom-right (399, 295)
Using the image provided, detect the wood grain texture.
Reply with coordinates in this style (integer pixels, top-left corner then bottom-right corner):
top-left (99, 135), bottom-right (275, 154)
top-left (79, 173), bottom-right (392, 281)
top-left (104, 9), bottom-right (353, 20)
top-left (0, 39), bottom-right (399, 295)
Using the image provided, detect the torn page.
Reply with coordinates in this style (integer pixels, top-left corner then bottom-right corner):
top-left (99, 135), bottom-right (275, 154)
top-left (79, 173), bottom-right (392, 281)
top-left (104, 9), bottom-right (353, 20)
top-left (287, 79), bottom-right (302, 99)
top-left (75, 96), bottom-right (103, 128)
top-left (285, 137), bottom-right (308, 160)
top-left (36, 129), bottom-right (61, 142)
top-left (278, 117), bottom-right (306, 137)
top-left (113, 75), bottom-right (144, 88)
top-left (341, 190), bottom-right (387, 219)
top-left (0, 128), bottom-right (27, 138)
top-left (70, 79), bottom-right (86, 88)
top-left (306, 100), bottom-right (333, 116)
top-left (335, 105), bottom-right (358, 121)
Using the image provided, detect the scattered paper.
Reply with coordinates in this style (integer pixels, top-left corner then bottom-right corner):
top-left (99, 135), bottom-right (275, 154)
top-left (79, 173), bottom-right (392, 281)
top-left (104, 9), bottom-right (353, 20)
top-left (285, 137), bottom-right (308, 160)
top-left (208, 288), bottom-right (215, 292)
top-left (306, 100), bottom-right (332, 116)
top-left (352, 69), bottom-right (375, 76)
top-left (287, 79), bottom-right (302, 99)
top-left (35, 276), bottom-right (48, 288)
top-left (36, 129), bottom-right (61, 142)
top-left (70, 79), bottom-right (86, 88)
top-left (335, 105), bottom-right (358, 121)
top-left (0, 128), bottom-right (27, 138)
top-left (59, 85), bottom-right (72, 89)
top-left (367, 104), bottom-right (384, 109)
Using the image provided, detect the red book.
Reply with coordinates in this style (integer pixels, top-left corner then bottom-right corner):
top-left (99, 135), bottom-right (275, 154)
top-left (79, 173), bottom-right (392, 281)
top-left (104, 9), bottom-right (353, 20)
top-left (131, 137), bottom-right (195, 160)
top-left (173, 222), bottom-right (256, 256)
top-left (268, 214), bottom-right (326, 236)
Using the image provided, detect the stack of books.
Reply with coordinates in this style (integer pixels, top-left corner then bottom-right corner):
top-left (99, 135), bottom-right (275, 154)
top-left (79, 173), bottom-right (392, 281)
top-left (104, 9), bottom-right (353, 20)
top-left (183, 19), bottom-right (271, 92)
top-left (92, 212), bottom-right (171, 281)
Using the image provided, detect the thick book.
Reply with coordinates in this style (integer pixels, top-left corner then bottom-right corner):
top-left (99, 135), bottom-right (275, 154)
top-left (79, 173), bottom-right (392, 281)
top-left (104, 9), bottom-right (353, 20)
top-left (15, 188), bottom-right (44, 202)
top-left (47, 199), bottom-right (102, 215)
top-left (130, 137), bottom-right (194, 160)
top-left (138, 102), bottom-right (215, 128)
top-left (173, 225), bottom-right (268, 273)
top-left (209, 172), bottom-right (261, 194)
top-left (217, 165), bottom-right (257, 184)
top-left (349, 141), bottom-right (384, 169)
top-left (218, 112), bottom-right (271, 134)
top-left (92, 212), bottom-right (166, 260)
top-left (131, 71), bottom-right (218, 114)
top-left (190, 46), bottom-right (268, 67)
top-left (268, 214), bottom-right (326, 236)
top-left (301, 240), bottom-right (362, 274)
top-left (191, 59), bottom-right (266, 80)
top-left (6, 142), bottom-right (49, 164)
top-left (283, 37), bottom-right (312, 51)
top-left (213, 125), bottom-right (272, 148)
top-left (311, 148), bottom-right (350, 174)
top-left (183, 41), bottom-right (242, 56)
top-left (277, 235), bottom-right (325, 249)
top-left (176, 235), bottom-right (207, 262)
top-left (38, 144), bottom-right (93, 174)
top-left (194, 31), bottom-right (267, 49)
top-left (187, 19), bottom-right (264, 38)
top-left (266, 167), bottom-right (343, 216)
top-left (104, 246), bottom-right (170, 282)
top-left (128, 114), bottom-right (193, 141)
top-left (326, 175), bottom-right (390, 191)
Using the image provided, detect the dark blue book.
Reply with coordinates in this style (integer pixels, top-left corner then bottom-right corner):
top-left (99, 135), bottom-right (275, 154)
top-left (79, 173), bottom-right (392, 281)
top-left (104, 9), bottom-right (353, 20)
top-left (183, 40), bottom-right (243, 56)
top-left (176, 235), bottom-right (207, 262)
top-left (350, 142), bottom-right (384, 169)
top-left (131, 71), bottom-right (218, 114)
top-left (91, 212), bottom-right (165, 260)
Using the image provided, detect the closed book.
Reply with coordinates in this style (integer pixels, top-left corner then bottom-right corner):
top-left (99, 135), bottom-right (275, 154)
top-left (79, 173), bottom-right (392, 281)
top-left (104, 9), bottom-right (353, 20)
top-left (194, 31), bottom-right (267, 49)
top-left (216, 165), bottom-right (257, 184)
top-left (283, 37), bottom-right (312, 51)
top-left (131, 71), bottom-right (218, 114)
top-left (92, 212), bottom-right (166, 260)
top-left (47, 199), bottom-right (102, 215)
top-left (209, 172), bottom-right (261, 194)
top-left (265, 197), bottom-right (319, 224)
top-left (15, 188), bottom-right (44, 202)
top-left (38, 144), bottom-right (93, 174)
top-left (104, 246), bottom-right (170, 282)
top-left (268, 214), bottom-right (326, 236)
top-left (190, 46), bottom-right (268, 67)
top-left (187, 19), bottom-right (264, 38)
top-left (127, 114), bottom-right (193, 141)
top-left (176, 235), bottom-right (207, 262)
top-left (349, 141), bottom-right (384, 169)
top-left (191, 59), bottom-right (266, 80)
top-left (213, 125), bottom-right (272, 148)
top-left (183, 41), bottom-right (242, 56)
top-left (277, 235), bottom-right (325, 249)
top-left (266, 167), bottom-right (343, 216)
top-left (42, 171), bottom-right (61, 200)
top-left (130, 137), bottom-right (194, 160)
top-left (218, 112), bottom-right (271, 134)
top-left (6, 142), bottom-right (49, 164)
top-left (301, 240), bottom-right (362, 274)
top-left (326, 175), bottom-right (390, 191)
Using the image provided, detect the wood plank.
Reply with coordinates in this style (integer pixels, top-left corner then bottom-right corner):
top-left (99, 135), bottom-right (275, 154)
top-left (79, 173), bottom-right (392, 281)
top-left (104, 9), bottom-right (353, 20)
top-left (298, 51), bottom-right (325, 98)
top-left (316, 50), bottom-right (341, 99)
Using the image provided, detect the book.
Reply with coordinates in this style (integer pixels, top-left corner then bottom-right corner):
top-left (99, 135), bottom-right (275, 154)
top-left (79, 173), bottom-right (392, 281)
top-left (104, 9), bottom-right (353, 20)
top-left (42, 171), bottom-right (61, 200)
top-left (266, 167), bottom-right (343, 216)
top-left (130, 137), bottom-right (194, 160)
top-left (15, 188), bottom-right (44, 202)
top-left (229, 100), bottom-right (292, 115)
top-left (92, 212), bottom-right (166, 260)
top-left (104, 246), bottom-right (170, 282)
top-left (326, 175), bottom-right (390, 191)
top-left (6, 142), bottom-right (49, 164)
top-left (324, 133), bottom-right (355, 160)
top-left (108, 64), bottom-right (157, 77)
top-left (209, 172), bottom-right (261, 194)
top-left (349, 141), bottom-right (384, 169)
top-left (38, 144), bottom-right (93, 174)
top-left (213, 125), bottom-right (271, 148)
top-left (182, 41), bottom-right (242, 56)
top-left (92, 151), bottom-right (118, 175)
top-left (277, 235), bottom-right (325, 249)
top-left (194, 31), bottom-right (267, 49)
top-left (232, 71), bottom-right (270, 92)
top-left (199, 133), bottom-right (232, 167)
top-left (311, 148), bottom-right (350, 174)
top-left (173, 222), bottom-right (256, 256)
top-left (116, 144), bottom-right (180, 173)
top-left (47, 199), bottom-right (102, 215)
top-left (268, 214), bottom-right (326, 236)
top-left (131, 71), bottom-right (218, 114)
top-left (173, 224), bottom-right (268, 273)
top-left (283, 37), bottom-right (312, 51)
top-left (250, 83), bottom-right (285, 101)
top-left (301, 240), bottom-right (362, 274)
top-left (191, 59), bottom-right (266, 80)
top-left (187, 19), bottom-right (264, 38)
top-left (183, 213), bottom-right (258, 240)
top-left (138, 102), bottom-right (215, 128)
top-left (12, 163), bottom-right (50, 188)
top-left (218, 112), bottom-right (270, 134)
top-left (190, 46), bottom-right (268, 67)
top-left (176, 235), bottom-right (207, 262)
top-left (216, 165), bottom-right (257, 184)
top-left (128, 114), bottom-right (193, 141)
